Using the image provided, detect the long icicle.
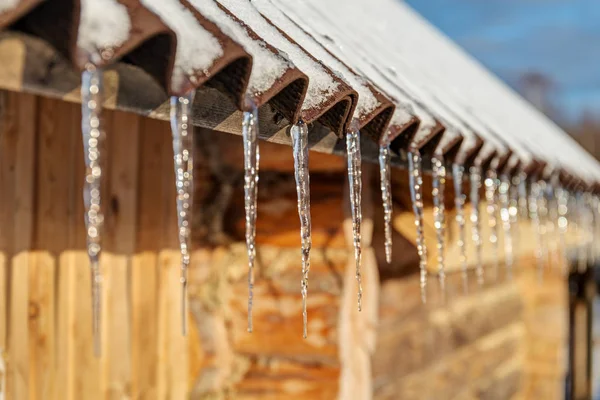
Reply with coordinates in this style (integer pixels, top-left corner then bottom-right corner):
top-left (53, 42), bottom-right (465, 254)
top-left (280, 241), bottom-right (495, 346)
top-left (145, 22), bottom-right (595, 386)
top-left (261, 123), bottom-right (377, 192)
top-left (537, 180), bottom-right (549, 273)
top-left (518, 172), bottom-right (529, 219)
top-left (484, 169), bottom-right (500, 281)
top-left (432, 156), bottom-right (446, 296)
top-left (469, 166), bottom-right (484, 286)
top-left (379, 137), bottom-right (393, 264)
top-left (170, 92), bottom-right (195, 336)
top-left (452, 164), bottom-right (468, 292)
top-left (81, 64), bottom-right (105, 356)
top-left (509, 174), bottom-right (521, 261)
top-left (291, 121), bottom-right (312, 338)
top-left (556, 185), bottom-right (569, 274)
top-left (546, 180), bottom-right (559, 270)
top-left (499, 175), bottom-right (513, 279)
top-left (346, 124), bottom-right (363, 311)
top-left (528, 180), bottom-right (543, 279)
top-left (409, 150), bottom-right (428, 302)
top-left (242, 103), bottom-right (260, 332)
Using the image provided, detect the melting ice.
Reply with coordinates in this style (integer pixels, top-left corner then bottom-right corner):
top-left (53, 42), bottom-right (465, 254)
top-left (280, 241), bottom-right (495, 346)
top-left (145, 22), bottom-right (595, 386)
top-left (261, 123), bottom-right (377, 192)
top-left (242, 104), bottom-right (260, 332)
top-left (499, 176), bottom-right (513, 278)
top-left (291, 121), bottom-right (312, 338)
top-left (346, 126), bottom-right (363, 311)
top-left (379, 140), bottom-right (393, 264)
top-left (408, 151), bottom-right (427, 302)
top-left (469, 166), bottom-right (484, 285)
top-left (431, 156), bottom-right (446, 294)
top-left (81, 64), bottom-right (105, 356)
top-left (452, 164), bottom-right (468, 292)
top-left (170, 92), bottom-right (195, 336)
top-left (484, 170), bottom-right (499, 280)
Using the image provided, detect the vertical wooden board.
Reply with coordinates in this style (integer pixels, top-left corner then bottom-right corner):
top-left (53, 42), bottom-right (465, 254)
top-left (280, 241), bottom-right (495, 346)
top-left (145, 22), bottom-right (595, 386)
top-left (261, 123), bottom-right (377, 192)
top-left (131, 118), bottom-right (168, 399)
top-left (49, 98), bottom-right (81, 400)
top-left (27, 252), bottom-right (55, 400)
top-left (160, 121), bottom-right (189, 399)
top-left (101, 109), bottom-right (140, 399)
top-left (1, 91), bottom-right (29, 400)
top-left (37, 97), bottom-right (83, 400)
top-left (0, 91), bottom-right (17, 397)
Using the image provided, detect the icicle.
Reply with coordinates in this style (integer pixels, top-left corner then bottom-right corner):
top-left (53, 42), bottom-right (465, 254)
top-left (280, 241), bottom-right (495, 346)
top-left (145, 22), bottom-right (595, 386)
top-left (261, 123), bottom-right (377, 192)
top-left (509, 174), bottom-right (520, 261)
top-left (291, 121), bottom-right (312, 338)
top-left (408, 150), bottom-right (428, 302)
top-left (499, 175), bottom-right (513, 278)
top-left (575, 192), bottom-right (588, 272)
top-left (469, 166), bottom-right (484, 285)
top-left (556, 186), bottom-right (569, 273)
top-left (538, 181), bottom-right (550, 272)
top-left (452, 164), bottom-right (468, 292)
top-left (378, 138), bottom-right (393, 264)
top-left (81, 64), bottom-right (105, 356)
top-left (170, 92), bottom-right (195, 336)
top-left (545, 181), bottom-right (559, 270)
top-left (346, 124), bottom-right (363, 311)
top-left (518, 172), bottom-right (529, 219)
top-left (528, 180), bottom-right (543, 278)
top-left (592, 195), bottom-right (600, 264)
top-left (242, 103), bottom-right (260, 333)
top-left (431, 156), bottom-right (446, 295)
top-left (484, 170), bottom-right (500, 280)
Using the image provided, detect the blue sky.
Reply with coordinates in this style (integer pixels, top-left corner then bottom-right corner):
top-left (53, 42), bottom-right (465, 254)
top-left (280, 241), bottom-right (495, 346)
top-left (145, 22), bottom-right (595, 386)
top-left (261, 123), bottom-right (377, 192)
top-left (405, 0), bottom-right (600, 120)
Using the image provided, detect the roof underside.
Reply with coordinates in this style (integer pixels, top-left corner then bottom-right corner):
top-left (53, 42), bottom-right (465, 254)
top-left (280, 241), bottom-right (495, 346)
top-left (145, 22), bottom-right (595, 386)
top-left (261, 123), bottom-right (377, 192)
top-left (0, 0), bottom-right (598, 188)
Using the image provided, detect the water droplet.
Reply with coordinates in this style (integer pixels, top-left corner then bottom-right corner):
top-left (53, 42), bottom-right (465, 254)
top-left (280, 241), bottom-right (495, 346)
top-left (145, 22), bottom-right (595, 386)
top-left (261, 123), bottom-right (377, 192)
top-left (242, 103), bottom-right (260, 333)
top-left (291, 121), bottom-right (312, 338)
top-left (346, 125), bottom-right (363, 311)
top-left (81, 64), bottom-right (105, 356)
top-left (409, 151), bottom-right (427, 302)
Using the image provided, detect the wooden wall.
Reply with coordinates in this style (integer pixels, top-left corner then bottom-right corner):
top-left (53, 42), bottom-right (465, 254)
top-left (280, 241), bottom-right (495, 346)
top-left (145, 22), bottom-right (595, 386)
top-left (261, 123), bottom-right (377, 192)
top-left (0, 91), bottom-right (570, 399)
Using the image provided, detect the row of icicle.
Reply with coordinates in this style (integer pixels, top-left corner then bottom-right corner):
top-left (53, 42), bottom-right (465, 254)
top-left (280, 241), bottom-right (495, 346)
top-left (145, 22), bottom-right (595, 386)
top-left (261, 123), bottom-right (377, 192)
top-left (81, 67), bottom-right (597, 353)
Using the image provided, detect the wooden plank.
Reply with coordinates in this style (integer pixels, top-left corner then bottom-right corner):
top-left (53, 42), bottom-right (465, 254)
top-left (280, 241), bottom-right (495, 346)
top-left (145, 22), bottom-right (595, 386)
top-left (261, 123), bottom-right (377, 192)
top-left (50, 98), bottom-right (82, 400)
top-left (101, 109), bottom-right (140, 399)
top-left (0, 91), bottom-right (14, 399)
top-left (1, 91), bottom-right (29, 400)
top-left (12, 93), bottom-right (53, 400)
top-left (131, 118), bottom-right (167, 399)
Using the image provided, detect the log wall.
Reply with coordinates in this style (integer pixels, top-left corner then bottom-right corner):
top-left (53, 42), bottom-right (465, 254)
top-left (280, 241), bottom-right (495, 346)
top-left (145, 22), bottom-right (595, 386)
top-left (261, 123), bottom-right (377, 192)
top-left (0, 91), bottom-right (569, 399)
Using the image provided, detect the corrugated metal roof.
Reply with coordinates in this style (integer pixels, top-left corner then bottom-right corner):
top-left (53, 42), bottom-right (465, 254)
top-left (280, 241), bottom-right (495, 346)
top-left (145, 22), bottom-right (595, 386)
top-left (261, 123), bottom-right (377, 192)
top-left (0, 0), bottom-right (598, 186)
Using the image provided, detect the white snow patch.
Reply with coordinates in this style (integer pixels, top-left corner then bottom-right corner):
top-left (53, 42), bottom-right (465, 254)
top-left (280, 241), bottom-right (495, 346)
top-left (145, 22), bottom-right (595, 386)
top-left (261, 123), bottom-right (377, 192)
top-left (219, 0), bottom-right (339, 111)
top-left (252, 0), bottom-right (381, 116)
top-left (189, 0), bottom-right (292, 95)
top-left (141, 0), bottom-right (223, 92)
top-left (77, 0), bottom-right (131, 57)
top-left (0, 0), bottom-right (19, 13)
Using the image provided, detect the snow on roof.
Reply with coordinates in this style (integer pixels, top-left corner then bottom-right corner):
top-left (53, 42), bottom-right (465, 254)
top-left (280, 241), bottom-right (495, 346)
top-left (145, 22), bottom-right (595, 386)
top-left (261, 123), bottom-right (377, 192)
top-left (372, 0), bottom-right (600, 182)
top-left (291, 0), bottom-right (508, 164)
top-left (140, 0), bottom-right (223, 93)
top-left (217, 0), bottom-right (339, 111)
top-left (269, 0), bottom-right (430, 134)
top-left (249, 0), bottom-right (378, 118)
top-left (77, 0), bottom-right (131, 59)
top-left (188, 0), bottom-right (293, 96)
